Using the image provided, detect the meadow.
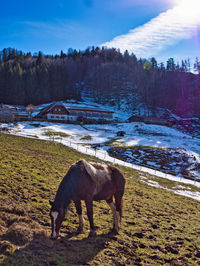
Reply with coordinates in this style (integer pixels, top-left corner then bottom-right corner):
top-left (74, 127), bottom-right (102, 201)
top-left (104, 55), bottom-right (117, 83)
top-left (1, 133), bottom-right (200, 265)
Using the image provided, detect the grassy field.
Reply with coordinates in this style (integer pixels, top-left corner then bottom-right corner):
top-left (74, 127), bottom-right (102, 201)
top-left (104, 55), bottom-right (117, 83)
top-left (1, 133), bottom-right (200, 265)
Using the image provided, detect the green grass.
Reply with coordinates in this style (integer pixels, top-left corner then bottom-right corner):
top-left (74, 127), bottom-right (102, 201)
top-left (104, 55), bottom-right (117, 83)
top-left (42, 129), bottom-right (70, 138)
top-left (1, 133), bottom-right (200, 265)
top-left (103, 137), bottom-right (124, 147)
top-left (80, 135), bottom-right (92, 141)
top-left (139, 172), bottom-right (200, 193)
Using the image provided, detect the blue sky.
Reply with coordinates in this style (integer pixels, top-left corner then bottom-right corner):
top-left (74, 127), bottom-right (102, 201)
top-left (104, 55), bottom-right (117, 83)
top-left (0, 0), bottom-right (200, 64)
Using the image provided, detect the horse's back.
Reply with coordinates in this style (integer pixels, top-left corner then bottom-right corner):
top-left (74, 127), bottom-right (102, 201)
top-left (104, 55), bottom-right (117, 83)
top-left (61, 159), bottom-right (125, 201)
top-left (109, 165), bottom-right (125, 189)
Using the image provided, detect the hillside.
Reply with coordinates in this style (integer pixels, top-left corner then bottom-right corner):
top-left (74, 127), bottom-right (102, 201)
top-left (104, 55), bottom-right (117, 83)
top-left (3, 119), bottom-right (200, 181)
top-left (1, 134), bottom-right (200, 265)
top-left (1, 47), bottom-right (200, 118)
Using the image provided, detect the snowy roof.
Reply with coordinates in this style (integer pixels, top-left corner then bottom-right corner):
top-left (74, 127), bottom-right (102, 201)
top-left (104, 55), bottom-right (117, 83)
top-left (40, 102), bottom-right (114, 114)
top-left (65, 106), bottom-right (113, 113)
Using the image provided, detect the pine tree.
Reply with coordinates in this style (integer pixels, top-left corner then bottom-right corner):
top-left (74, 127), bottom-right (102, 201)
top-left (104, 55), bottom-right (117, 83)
top-left (37, 51), bottom-right (43, 65)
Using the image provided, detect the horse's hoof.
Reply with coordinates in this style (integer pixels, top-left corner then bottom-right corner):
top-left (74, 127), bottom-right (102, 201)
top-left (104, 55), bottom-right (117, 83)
top-left (88, 230), bottom-right (97, 238)
top-left (76, 227), bottom-right (84, 235)
top-left (111, 228), bottom-right (119, 235)
top-left (50, 235), bottom-right (59, 240)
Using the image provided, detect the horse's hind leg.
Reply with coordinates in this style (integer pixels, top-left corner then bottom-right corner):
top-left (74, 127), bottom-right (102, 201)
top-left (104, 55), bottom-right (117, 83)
top-left (74, 200), bottom-right (85, 234)
top-left (113, 192), bottom-right (124, 233)
top-left (106, 197), bottom-right (117, 232)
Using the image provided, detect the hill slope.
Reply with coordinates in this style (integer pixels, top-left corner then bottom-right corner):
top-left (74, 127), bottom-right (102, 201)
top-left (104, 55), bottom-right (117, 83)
top-left (1, 47), bottom-right (200, 118)
top-left (1, 134), bottom-right (200, 265)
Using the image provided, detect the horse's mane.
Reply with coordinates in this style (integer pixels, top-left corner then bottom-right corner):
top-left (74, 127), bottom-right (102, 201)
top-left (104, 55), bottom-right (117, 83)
top-left (53, 161), bottom-right (83, 209)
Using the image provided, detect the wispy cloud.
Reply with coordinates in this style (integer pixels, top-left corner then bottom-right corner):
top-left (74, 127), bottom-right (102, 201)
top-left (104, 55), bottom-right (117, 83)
top-left (102, 2), bottom-right (200, 58)
top-left (115, 0), bottom-right (174, 7)
top-left (24, 20), bottom-right (83, 40)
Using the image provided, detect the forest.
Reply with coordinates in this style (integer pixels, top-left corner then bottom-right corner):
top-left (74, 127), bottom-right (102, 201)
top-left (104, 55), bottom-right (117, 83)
top-left (0, 47), bottom-right (200, 117)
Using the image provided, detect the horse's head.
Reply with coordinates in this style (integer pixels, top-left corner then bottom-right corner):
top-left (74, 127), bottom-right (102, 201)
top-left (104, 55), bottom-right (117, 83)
top-left (49, 200), bottom-right (65, 239)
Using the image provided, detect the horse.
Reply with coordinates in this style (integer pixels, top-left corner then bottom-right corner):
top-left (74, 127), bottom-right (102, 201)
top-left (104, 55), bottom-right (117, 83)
top-left (49, 159), bottom-right (125, 239)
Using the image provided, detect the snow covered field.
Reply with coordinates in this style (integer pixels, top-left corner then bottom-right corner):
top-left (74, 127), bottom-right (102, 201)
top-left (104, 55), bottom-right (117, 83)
top-left (1, 119), bottom-right (200, 201)
top-left (2, 120), bottom-right (200, 176)
top-left (88, 123), bottom-right (200, 179)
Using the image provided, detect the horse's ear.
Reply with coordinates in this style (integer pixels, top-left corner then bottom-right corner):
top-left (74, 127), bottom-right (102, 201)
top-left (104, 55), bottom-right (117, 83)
top-left (49, 200), bottom-right (53, 206)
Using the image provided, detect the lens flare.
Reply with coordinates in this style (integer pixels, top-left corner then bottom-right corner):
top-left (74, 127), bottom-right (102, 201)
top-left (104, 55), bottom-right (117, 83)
top-left (174, 0), bottom-right (200, 8)
top-left (173, 0), bottom-right (200, 24)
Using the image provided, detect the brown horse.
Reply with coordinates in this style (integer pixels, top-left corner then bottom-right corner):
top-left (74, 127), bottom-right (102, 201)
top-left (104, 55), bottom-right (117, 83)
top-left (49, 159), bottom-right (125, 239)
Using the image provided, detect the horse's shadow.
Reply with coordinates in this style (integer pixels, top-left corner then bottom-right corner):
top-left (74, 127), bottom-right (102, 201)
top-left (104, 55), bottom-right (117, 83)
top-left (1, 230), bottom-right (117, 265)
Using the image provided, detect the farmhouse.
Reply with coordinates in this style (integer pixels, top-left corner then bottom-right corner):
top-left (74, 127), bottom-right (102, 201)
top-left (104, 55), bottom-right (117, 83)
top-left (37, 103), bottom-right (113, 122)
top-left (0, 104), bottom-right (29, 122)
top-left (0, 104), bottom-right (15, 122)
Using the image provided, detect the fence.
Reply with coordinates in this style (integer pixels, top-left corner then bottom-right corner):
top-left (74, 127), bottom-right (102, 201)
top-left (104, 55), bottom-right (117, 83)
top-left (2, 129), bottom-right (200, 188)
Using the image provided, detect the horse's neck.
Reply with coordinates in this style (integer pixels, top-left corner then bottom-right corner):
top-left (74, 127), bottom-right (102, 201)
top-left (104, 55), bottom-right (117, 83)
top-left (55, 162), bottom-right (80, 206)
top-left (56, 175), bottom-right (70, 199)
top-left (55, 186), bottom-right (71, 210)
top-left (54, 195), bottom-right (70, 211)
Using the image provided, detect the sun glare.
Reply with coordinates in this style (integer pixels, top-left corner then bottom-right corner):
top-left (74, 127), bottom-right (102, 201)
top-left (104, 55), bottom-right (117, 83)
top-left (174, 0), bottom-right (200, 8)
top-left (173, 0), bottom-right (200, 23)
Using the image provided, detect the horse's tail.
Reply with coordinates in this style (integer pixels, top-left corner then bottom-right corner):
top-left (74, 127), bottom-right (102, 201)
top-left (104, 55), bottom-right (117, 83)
top-left (111, 166), bottom-right (125, 221)
top-left (119, 197), bottom-right (123, 221)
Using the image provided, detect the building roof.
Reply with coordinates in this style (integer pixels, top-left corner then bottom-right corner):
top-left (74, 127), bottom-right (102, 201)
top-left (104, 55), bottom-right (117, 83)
top-left (38, 102), bottom-right (114, 117)
top-left (65, 106), bottom-right (113, 113)
top-left (0, 104), bottom-right (18, 113)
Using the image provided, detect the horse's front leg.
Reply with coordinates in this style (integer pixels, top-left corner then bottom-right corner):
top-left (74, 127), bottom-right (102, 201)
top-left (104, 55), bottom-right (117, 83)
top-left (85, 199), bottom-right (96, 237)
top-left (74, 200), bottom-right (85, 234)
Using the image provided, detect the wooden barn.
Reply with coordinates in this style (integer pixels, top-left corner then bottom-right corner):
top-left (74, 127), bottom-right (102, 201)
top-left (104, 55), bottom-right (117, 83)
top-left (128, 115), bottom-right (173, 126)
top-left (37, 103), bottom-right (113, 122)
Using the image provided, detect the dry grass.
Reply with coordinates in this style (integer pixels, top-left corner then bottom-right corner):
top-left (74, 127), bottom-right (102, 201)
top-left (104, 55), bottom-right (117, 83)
top-left (1, 133), bottom-right (200, 265)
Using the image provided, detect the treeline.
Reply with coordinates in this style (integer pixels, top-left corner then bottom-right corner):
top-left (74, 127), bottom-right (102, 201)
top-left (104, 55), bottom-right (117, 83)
top-left (0, 47), bottom-right (200, 117)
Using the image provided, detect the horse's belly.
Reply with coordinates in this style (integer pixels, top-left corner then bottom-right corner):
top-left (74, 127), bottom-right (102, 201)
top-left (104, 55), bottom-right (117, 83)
top-left (93, 194), bottom-right (104, 201)
top-left (93, 186), bottom-right (115, 201)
